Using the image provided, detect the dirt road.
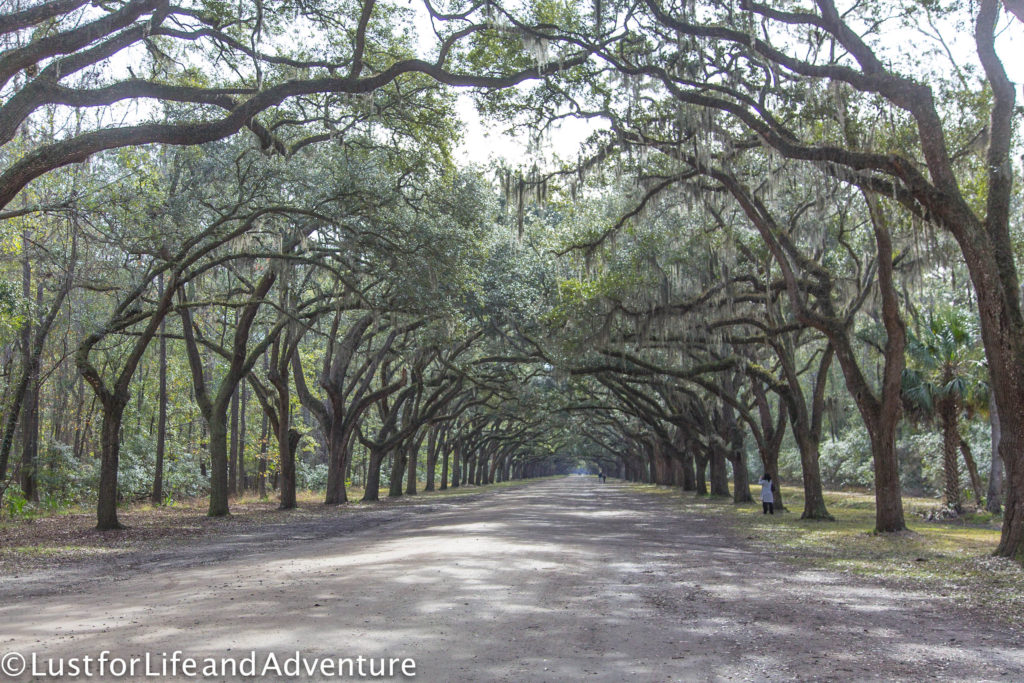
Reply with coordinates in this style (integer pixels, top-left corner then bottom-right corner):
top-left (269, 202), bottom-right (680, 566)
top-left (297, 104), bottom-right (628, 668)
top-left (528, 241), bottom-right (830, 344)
top-left (1, 478), bottom-right (1022, 681)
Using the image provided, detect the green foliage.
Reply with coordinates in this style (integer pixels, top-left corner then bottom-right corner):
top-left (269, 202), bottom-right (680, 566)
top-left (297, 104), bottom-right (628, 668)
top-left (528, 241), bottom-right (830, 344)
top-left (35, 442), bottom-right (95, 505)
top-left (780, 421), bottom-right (993, 498)
top-left (903, 306), bottom-right (985, 415)
top-left (114, 435), bottom-right (209, 503)
top-left (4, 490), bottom-right (29, 519)
top-left (296, 461), bottom-right (329, 491)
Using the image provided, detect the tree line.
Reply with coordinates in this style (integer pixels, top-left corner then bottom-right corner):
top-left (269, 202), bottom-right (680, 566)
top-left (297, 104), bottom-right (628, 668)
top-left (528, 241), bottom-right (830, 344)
top-left (0, 0), bottom-right (1022, 564)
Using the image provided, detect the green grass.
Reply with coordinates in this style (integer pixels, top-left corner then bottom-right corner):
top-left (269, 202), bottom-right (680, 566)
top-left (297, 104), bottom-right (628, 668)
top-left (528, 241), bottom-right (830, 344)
top-left (631, 482), bottom-right (1024, 627)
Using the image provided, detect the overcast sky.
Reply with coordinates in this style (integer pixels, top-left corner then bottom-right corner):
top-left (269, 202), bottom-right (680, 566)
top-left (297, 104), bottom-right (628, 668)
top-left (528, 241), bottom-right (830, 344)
top-left (445, 7), bottom-right (1024, 170)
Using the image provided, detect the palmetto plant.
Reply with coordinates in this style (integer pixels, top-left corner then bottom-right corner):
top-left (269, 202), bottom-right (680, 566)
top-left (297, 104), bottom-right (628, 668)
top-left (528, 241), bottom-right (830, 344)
top-left (902, 308), bottom-right (986, 513)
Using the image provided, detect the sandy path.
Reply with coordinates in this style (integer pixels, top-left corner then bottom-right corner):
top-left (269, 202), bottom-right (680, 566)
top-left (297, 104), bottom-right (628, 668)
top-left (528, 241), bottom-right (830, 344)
top-left (1, 477), bottom-right (1022, 682)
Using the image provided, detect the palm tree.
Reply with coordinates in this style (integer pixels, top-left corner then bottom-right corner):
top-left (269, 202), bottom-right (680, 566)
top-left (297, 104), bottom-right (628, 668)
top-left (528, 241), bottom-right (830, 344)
top-left (902, 308), bottom-right (986, 514)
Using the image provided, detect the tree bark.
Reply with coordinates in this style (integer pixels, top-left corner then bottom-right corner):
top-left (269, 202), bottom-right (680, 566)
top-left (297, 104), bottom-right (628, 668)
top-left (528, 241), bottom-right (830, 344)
top-left (323, 420), bottom-right (351, 504)
top-left (694, 448), bottom-right (708, 495)
top-left (451, 443), bottom-right (461, 489)
top-left (96, 401), bottom-right (128, 529)
top-left (152, 273), bottom-right (167, 505)
top-left (207, 416), bottom-right (230, 516)
top-left (987, 396), bottom-right (1003, 514)
top-left (18, 235), bottom-right (38, 501)
top-left (673, 429), bottom-right (696, 491)
top-left (424, 424), bottom-right (439, 492)
top-left (388, 447), bottom-right (407, 497)
top-left (939, 394), bottom-right (963, 513)
top-left (720, 383), bottom-right (752, 503)
top-left (362, 448), bottom-right (386, 501)
top-left (709, 444), bottom-right (730, 496)
top-left (276, 382), bottom-right (296, 510)
top-left (866, 422), bottom-right (904, 532)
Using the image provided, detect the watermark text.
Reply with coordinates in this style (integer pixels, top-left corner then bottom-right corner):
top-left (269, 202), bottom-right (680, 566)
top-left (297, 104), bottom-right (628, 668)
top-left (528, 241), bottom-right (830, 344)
top-left (1, 650), bottom-right (416, 679)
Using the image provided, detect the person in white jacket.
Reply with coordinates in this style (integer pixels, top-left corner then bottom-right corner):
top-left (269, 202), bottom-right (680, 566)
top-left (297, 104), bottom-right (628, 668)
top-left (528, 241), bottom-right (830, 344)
top-left (758, 473), bottom-right (775, 515)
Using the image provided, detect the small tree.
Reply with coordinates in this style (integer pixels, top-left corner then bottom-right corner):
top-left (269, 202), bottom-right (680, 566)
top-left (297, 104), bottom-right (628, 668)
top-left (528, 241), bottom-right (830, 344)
top-left (902, 309), bottom-right (986, 513)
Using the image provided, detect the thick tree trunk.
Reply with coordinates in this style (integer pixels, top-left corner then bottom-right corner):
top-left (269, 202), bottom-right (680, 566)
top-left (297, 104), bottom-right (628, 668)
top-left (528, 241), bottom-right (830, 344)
top-left (867, 424), bottom-right (905, 532)
top-left (694, 449), bottom-right (708, 495)
top-left (793, 432), bottom-right (831, 520)
top-left (439, 442), bottom-right (449, 491)
top-left (277, 392), bottom-right (296, 510)
top-left (725, 413), bottom-right (752, 503)
top-left (477, 453), bottom-right (488, 485)
top-left (650, 441), bottom-right (666, 485)
top-left (709, 446), bottom-right (730, 497)
top-left (96, 402), bottom-right (128, 530)
top-left (450, 445), bottom-right (461, 489)
top-left (388, 448), bottom-right (406, 497)
top-left (729, 449), bottom-right (751, 504)
top-left (323, 421), bottom-right (348, 505)
top-left (998, 441), bottom-right (1024, 561)
top-left (207, 415), bottom-right (230, 517)
top-left (362, 448), bottom-right (386, 502)
top-left (680, 450), bottom-right (695, 489)
top-left (828, 319), bottom-right (906, 531)
top-left (674, 431), bottom-right (696, 491)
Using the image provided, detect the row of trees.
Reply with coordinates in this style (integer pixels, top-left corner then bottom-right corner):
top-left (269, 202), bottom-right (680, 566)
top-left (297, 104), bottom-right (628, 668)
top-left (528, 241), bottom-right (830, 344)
top-left (475, 0), bottom-right (1023, 560)
top-left (1, 0), bottom-right (1022, 563)
top-left (0, 131), bottom-right (581, 526)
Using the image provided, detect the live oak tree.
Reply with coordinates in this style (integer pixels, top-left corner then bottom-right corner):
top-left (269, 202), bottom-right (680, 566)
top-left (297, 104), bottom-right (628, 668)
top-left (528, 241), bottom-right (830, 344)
top-left (478, 0), bottom-right (1022, 553)
top-left (71, 143), bottom-right (293, 528)
top-left (0, 0), bottom-right (595, 210)
top-left (4, 0), bottom-right (1024, 575)
top-left (608, 0), bottom-right (1023, 554)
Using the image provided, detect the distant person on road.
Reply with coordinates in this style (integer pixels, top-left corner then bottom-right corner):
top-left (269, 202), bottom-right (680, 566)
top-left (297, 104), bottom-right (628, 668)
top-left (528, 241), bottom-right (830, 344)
top-left (758, 473), bottom-right (775, 515)
top-left (598, 470), bottom-right (606, 483)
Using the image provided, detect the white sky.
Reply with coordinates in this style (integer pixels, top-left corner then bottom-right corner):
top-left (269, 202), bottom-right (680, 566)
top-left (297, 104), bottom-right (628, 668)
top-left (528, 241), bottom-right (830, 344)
top-left (445, 6), bottom-right (1024, 169)
top-left (451, 94), bottom-right (602, 168)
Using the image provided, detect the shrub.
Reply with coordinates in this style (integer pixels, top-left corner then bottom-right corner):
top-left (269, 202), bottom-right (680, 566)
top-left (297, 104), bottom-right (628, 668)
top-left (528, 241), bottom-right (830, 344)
top-left (296, 460), bottom-right (328, 491)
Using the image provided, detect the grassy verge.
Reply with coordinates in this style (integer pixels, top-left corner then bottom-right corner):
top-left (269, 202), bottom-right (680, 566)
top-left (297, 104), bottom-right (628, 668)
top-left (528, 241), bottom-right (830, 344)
top-left (630, 482), bottom-right (1024, 628)
top-left (0, 479), bottom-right (534, 574)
